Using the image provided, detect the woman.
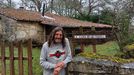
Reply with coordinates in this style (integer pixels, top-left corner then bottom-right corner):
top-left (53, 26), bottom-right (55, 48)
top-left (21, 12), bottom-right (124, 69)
top-left (40, 27), bottom-right (72, 75)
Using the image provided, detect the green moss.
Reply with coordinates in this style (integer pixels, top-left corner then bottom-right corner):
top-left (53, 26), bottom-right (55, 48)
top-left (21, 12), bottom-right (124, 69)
top-left (78, 52), bottom-right (134, 63)
top-left (124, 43), bottom-right (134, 51)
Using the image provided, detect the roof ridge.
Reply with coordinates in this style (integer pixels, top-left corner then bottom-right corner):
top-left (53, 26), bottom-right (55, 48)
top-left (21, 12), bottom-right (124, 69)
top-left (0, 7), bottom-right (43, 22)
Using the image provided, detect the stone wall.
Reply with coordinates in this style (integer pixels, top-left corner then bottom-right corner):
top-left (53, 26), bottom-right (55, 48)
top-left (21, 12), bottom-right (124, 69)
top-left (16, 21), bottom-right (44, 43)
top-left (0, 15), bottom-right (16, 41)
top-left (67, 56), bottom-right (134, 75)
top-left (0, 15), bottom-right (45, 43)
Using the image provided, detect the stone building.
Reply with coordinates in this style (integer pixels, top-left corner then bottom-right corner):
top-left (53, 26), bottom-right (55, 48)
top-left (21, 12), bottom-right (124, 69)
top-left (0, 7), bottom-right (44, 43)
top-left (0, 7), bottom-right (113, 45)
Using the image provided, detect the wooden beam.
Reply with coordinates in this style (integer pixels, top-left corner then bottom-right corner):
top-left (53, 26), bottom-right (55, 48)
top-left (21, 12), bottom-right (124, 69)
top-left (27, 39), bottom-right (33, 75)
top-left (18, 41), bottom-right (24, 75)
top-left (9, 42), bottom-right (15, 75)
top-left (1, 41), bottom-right (6, 75)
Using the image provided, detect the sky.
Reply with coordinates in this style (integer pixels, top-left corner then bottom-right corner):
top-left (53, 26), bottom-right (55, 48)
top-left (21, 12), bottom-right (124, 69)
top-left (12, 0), bottom-right (21, 8)
top-left (12, 0), bottom-right (20, 3)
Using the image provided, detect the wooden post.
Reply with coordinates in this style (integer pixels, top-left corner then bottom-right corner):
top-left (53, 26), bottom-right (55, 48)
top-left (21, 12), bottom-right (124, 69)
top-left (9, 42), bottom-right (15, 75)
top-left (18, 41), bottom-right (24, 75)
top-left (79, 26), bottom-right (84, 52)
top-left (91, 26), bottom-right (97, 53)
top-left (1, 41), bottom-right (6, 75)
top-left (27, 39), bottom-right (33, 75)
top-left (92, 44), bottom-right (96, 53)
top-left (72, 31), bottom-right (77, 56)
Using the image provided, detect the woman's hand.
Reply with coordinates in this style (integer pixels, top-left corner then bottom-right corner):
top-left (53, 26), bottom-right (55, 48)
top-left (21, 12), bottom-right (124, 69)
top-left (53, 62), bottom-right (65, 75)
top-left (55, 62), bottom-right (65, 68)
top-left (53, 67), bottom-right (61, 75)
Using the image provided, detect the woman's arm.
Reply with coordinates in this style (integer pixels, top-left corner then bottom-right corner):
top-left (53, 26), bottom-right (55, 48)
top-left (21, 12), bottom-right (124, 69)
top-left (63, 38), bottom-right (72, 65)
top-left (40, 42), bottom-right (56, 69)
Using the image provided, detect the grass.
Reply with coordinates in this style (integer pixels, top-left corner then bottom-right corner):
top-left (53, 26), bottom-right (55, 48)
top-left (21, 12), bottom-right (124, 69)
top-left (32, 47), bottom-right (42, 75)
top-left (84, 41), bottom-right (120, 56)
top-left (79, 41), bottom-right (134, 63)
top-left (0, 47), bottom-right (42, 75)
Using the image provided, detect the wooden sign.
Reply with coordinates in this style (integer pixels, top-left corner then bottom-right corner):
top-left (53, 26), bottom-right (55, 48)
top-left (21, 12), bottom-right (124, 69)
top-left (74, 35), bottom-right (106, 39)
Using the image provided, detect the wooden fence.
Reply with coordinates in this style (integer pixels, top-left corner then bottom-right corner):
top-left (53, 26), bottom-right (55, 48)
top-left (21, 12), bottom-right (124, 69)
top-left (0, 39), bottom-right (32, 75)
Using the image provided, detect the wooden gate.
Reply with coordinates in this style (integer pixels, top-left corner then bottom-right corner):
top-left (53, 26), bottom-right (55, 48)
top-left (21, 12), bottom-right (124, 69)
top-left (0, 39), bottom-right (32, 75)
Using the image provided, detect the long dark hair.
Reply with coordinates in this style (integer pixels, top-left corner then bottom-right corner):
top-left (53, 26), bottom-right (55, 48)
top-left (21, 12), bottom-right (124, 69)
top-left (48, 27), bottom-right (66, 48)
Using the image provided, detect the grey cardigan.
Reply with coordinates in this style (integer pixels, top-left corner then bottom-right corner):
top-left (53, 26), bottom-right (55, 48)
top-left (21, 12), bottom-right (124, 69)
top-left (40, 38), bottom-right (72, 75)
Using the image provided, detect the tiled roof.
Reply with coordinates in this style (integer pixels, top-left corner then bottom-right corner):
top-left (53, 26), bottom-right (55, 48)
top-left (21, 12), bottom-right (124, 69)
top-left (41, 12), bottom-right (112, 28)
top-left (0, 8), bottom-right (112, 28)
top-left (0, 7), bottom-right (43, 22)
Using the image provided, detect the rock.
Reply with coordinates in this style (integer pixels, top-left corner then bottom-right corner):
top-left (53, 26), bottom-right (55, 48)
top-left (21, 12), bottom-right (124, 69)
top-left (67, 56), bottom-right (134, 75)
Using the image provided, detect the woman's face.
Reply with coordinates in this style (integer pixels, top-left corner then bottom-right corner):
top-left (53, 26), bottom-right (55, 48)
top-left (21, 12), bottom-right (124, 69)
top-left (54, 31), bottom-right (63, 43)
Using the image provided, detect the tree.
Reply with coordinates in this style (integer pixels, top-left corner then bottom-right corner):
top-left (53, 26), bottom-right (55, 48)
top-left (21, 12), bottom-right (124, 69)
top-left (0, 0), bottom-right (16, 8)
top-left (109, 0), bottom-right (134, 51)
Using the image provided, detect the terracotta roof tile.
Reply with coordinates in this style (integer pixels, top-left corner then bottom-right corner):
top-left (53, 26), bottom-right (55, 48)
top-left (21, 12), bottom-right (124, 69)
top-left (42, 12), bottom-right (112, 28)
top-left (0, 8), bottom-right (112, 28)
top-left (0, 7), bottom-right (43, 22)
